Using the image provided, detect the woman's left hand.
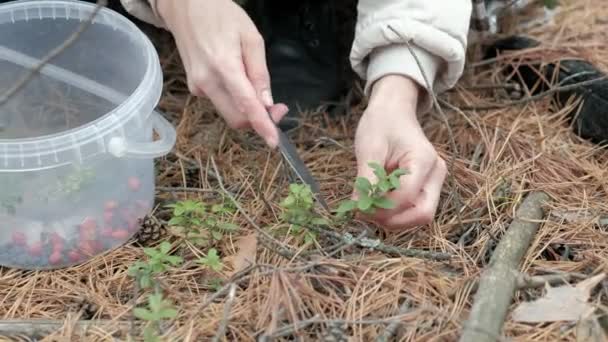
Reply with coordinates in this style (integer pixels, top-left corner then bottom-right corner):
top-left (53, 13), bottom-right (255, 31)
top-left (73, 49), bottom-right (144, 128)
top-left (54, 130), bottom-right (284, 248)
top-left (353, 75), bottom-right (447, 229)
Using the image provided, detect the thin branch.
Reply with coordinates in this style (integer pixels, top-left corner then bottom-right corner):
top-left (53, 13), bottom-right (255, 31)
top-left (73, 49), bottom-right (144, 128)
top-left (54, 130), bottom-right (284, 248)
top-left (0, 0), bottom-right (108, 107)
top-left (294, 221), bottom-right (451, 261)
top-left (458, 76), bottom-right (607, 111)
top-left (459, 191), bottom-right (550, 342)
top-left (211, 283), bottom-right (237, 342)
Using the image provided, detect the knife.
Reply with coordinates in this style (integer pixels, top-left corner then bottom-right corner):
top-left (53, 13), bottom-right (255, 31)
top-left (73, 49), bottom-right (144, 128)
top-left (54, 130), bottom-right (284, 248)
top-left (269, 112), bottom-right (330, 213)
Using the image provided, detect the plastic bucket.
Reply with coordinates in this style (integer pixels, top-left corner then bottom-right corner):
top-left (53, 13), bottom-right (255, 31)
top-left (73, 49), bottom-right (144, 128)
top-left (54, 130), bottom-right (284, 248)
top-left (0, 0), bottom-right (176, 269)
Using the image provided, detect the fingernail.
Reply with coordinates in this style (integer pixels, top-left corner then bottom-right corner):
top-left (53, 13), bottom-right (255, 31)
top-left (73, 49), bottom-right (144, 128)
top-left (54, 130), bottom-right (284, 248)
top-left (261, 89), bottom-right (273, 107)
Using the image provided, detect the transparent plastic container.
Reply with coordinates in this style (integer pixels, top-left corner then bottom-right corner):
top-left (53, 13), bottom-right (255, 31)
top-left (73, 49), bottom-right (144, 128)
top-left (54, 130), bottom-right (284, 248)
top-left (0, 0), bottom-right (176, 269)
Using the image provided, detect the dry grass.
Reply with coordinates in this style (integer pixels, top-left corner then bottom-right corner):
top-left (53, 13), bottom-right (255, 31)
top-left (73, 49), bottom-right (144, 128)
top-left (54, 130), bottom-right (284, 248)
top-left (1, 0), bottom-right (608, 341)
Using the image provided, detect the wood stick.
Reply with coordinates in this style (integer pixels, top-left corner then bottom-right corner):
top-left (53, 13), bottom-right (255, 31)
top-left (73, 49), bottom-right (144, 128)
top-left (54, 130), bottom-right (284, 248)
top-left (0, 320), bottom-right (135, 336)
top-left (459, 191), bottom-right (550, 342)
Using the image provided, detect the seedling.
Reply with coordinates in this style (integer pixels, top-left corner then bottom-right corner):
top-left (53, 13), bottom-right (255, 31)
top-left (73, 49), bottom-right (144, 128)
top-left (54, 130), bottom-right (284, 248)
top-left (128, 241), bottom-right (183, 289)
top-left (336, 162), bottom-right (408, 217)
top-left (280, 183), bottom-right (328, 244)
top-left (133, 291), bottom-right (178, 342)
top-left (197, 247), bottom-right (223, 272)
top-left (166, 200), bottom-right (239, 247)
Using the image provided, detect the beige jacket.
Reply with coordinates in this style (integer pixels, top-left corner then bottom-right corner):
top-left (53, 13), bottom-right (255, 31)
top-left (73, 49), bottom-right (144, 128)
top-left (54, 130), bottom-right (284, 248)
top-left (120, 0), bottom-right (472, 113)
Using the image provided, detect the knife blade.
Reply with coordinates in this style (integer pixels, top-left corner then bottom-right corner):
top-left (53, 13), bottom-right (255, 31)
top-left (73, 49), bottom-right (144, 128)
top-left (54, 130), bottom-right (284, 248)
top-left (270, 114), bottom-right (330, 213)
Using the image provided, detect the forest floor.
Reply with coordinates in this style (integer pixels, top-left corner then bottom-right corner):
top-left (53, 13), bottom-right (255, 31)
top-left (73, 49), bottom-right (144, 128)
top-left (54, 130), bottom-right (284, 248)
top-left (1, 0), bottom-right (608, 341)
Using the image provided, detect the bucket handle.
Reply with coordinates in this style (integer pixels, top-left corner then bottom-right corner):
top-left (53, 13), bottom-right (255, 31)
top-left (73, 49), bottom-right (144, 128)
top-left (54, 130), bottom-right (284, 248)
top-left (108, 110), bottom-right (176, 159)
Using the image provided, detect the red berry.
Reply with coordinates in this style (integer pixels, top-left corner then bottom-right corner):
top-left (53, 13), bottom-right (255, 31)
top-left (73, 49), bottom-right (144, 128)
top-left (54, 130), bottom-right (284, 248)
top-left (103, 211), bottom-right (114, 224)
top-left (104, 200), bottom-right (119, 211)
top-left (28, 242), bottom-right (43, 257)
top-left (68, 250), bottom-right (82, 262)
top-left (101, 227), bottom-right (113, 237)
top-left (12, 232), bottom-right (26, 246)
top-left (111, 229), bottom-right (130, 240)
top-left (49, 252), bottom-right (62, 265)
top-left (128, 176), bottom-right (141, 191)
top-left (52, 241), bottom-right (64, 253)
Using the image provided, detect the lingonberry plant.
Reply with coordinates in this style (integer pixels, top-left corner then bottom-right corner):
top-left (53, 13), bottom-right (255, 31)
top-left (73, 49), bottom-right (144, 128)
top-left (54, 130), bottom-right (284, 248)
top-left (128, 241), bottom-right (183, 289)
top-left (166, 199), bottom-right (239, 246)
top-left (197, 247), bottom-right (223, 272)
top-left (280, 183), bottom-right (328, 243)
top-left (336, 162), bottom-right (408, 217)
top-left (133, 291), bottom-right (178, 342)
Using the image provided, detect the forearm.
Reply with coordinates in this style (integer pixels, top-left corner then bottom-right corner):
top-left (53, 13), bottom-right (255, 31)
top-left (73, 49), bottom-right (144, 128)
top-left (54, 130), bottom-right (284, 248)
top-left (351, 0), bottom-right (472, 113)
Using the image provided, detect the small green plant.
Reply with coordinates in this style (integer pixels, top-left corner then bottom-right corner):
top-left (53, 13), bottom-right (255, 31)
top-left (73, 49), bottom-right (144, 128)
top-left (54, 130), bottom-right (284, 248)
top-left (336, 162), bottom-right (408, 217)
top-left (166, 199), bottom-right (239, 246)
top-left (280, 183), bottom-right (328, 244)
top-left (128, 241), bottom-right (183, 289)
top-left (197, 247), bottom-right (224, 272)
top-left (134, 292), bottom-right (178, 342)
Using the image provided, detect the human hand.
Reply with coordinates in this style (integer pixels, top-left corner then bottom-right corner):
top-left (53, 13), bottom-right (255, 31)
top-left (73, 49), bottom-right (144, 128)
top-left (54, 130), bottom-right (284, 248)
top-left (157, 0), bottom-right (288, 148)
top-left (353, 75), bottom-right (447, 229)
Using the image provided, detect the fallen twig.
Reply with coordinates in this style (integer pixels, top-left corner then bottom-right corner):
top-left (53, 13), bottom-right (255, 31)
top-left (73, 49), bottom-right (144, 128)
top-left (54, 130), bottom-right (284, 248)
top-left (0, 320), bottom-right (136, 337)
top-left (459, 191), bottom-right (550, 342)
top-left (0, 0), bottom-right (108, 107)
top-left (211, 283), bottom-right (237, 342)
top-left (296, 222), bottom-right (451, 261)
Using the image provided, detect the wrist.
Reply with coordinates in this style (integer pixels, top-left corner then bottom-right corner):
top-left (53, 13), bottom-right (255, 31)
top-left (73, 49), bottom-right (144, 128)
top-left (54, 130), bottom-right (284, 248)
top-left (368, 75), bottom-right (420, 120)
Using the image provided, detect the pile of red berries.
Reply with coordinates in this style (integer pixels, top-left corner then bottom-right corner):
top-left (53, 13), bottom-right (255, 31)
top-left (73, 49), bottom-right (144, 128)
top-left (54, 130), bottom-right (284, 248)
top-left (2, 176), bottom-right (150, 269)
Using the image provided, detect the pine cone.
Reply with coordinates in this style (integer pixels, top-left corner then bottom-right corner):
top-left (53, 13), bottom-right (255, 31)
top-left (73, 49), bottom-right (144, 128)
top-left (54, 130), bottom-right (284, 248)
top-left (134, 215), bottom-right (166, 245)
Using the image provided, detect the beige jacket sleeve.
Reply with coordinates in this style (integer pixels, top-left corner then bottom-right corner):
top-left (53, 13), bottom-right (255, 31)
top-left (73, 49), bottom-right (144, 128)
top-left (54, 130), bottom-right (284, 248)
top-left (351, 0), bottom-right (472, 113)
top-left (120, 0), bottom-right (472, 113)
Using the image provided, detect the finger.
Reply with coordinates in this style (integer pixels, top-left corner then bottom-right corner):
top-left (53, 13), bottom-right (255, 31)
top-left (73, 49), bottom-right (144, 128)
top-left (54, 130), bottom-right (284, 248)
top-left (241, 32), bottom-right (273, 107)
top-left (203, 83), bottom-right (249, 129)
top-left (386, 150), bottom-right (438, 211)
top-left (268, 103), bottom-right (289, 123)
top-left (353, 140), bottom-right (388, 200)
top-left (221, 61), bottom-right (279, 148)
top-left (381, 158), bottom-right (447, 229)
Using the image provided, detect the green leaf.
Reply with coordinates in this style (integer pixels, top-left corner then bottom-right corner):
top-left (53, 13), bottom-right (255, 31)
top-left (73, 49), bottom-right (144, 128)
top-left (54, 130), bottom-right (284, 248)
top-left (354, 177), bottom-right (372, 194)
top-left (211, 231), bottom-right (223, 241)
top-left (357, 196), bottom-right (373, 211)
top-left (167, 217), bottom-right (185, 226)
top-left (368, 162), bottom-right (387, 179)
top-left (211, 204), bottom-right (223, 213)
top-left (389, 175), bottom-right (401, 190)
top-left (218, 222), bottom-right (239, 231)
top-left (390, 168), bottom-right (408, 178)
top-left (165, 255), bottom-right (183, 266)
top-left (282, 194), bottom-right (296, 207)
top-left (159, 308), bottom-right (178, 319)
top-left (374, 197), bottom-right (396, 209)
top-left (159, 242), bottom-right (171, 254)
top-left (336, 200), bottom-right (357, 213)
top-left (134, 308), bottom-right (156, 321)
top-left (148, 293), bottom-right (162, 312)
top-left (304, 232), bottom-right (316, 245)
top-left (140, 274), bottom-right (153, 289)
top-left (378, 180), bottom-right (391, 193)
top-left (311, 217), bottom-right (329, 225)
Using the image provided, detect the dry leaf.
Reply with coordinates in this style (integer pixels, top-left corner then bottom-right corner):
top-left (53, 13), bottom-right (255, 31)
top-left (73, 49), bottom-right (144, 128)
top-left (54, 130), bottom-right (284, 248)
top-left (225, 233), bottom-right (258, 277)
top-left (512, 273), bottom-right (606, 323)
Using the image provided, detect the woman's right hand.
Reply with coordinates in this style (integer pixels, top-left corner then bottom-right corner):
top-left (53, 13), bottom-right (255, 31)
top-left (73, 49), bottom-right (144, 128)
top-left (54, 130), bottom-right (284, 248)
top-left (157, 0), bottom-right (288, 148)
